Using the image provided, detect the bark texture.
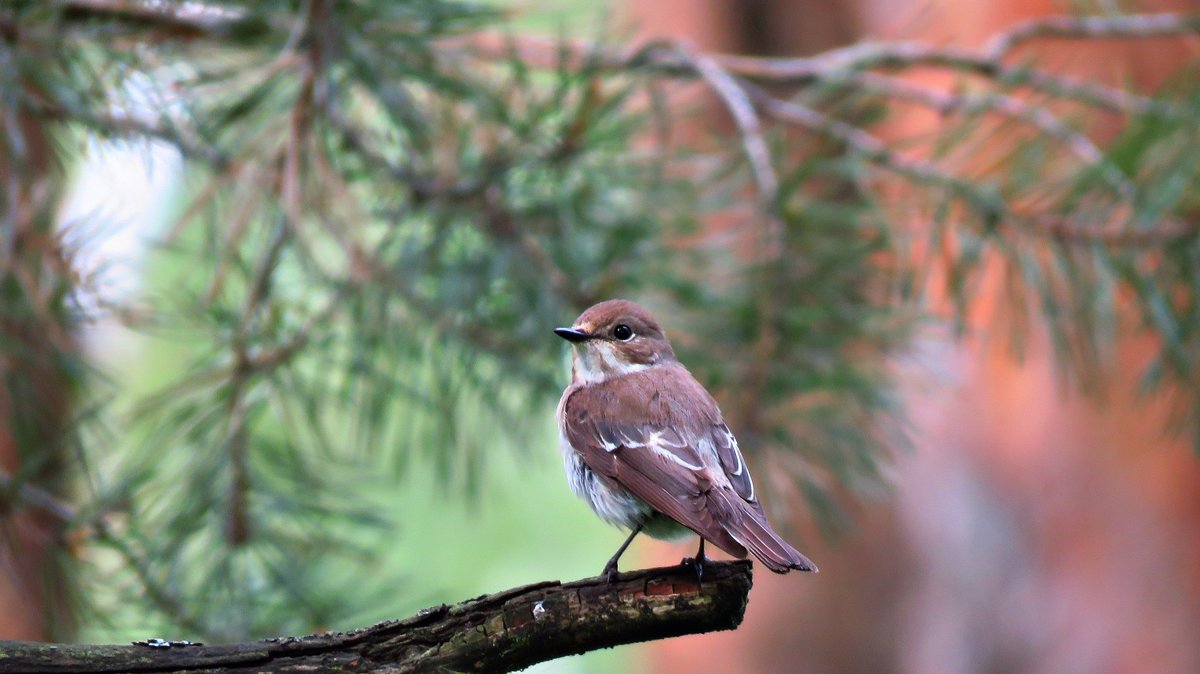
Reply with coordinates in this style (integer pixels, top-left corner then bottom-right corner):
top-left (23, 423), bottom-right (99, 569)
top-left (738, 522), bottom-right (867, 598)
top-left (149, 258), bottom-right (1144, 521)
top-left (0, 560), bottom-right (753, 673)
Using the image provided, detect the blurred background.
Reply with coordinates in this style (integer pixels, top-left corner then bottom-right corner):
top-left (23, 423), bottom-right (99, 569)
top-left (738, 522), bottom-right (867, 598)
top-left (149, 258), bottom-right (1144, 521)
top-left (2, 1), bottom-right (1199, 673)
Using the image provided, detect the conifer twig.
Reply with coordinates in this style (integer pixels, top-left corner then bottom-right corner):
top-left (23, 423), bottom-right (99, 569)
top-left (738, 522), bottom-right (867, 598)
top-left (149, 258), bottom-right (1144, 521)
top-left (0, 473), bottom-right (213, 639)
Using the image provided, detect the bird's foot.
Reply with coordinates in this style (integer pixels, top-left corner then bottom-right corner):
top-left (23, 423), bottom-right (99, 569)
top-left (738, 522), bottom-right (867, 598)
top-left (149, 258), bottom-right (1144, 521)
top-left (601, 561), bottom-right (620, 584)
top-left (678, 554), bottom-right (710, 585)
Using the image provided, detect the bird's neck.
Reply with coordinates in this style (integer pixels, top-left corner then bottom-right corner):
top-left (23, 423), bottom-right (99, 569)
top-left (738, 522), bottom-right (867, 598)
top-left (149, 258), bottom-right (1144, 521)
top-left (571, 343), bottom-right (664, 386)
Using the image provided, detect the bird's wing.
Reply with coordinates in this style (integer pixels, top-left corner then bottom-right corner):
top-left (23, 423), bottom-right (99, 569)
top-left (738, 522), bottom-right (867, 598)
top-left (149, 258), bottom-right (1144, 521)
top-left (562, 365), bottom-right (817, 573)
top-left (561, 376), bottom-right (749, 559)
top-left (712, 422), bottom-right (756, 504)
top-left (706, 422), bottom-right (816, 571)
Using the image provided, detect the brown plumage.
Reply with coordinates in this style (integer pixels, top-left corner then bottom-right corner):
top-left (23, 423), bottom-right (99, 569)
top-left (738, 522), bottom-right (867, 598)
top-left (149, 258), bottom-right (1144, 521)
top-left (555, 299), bottom-right (816, 575)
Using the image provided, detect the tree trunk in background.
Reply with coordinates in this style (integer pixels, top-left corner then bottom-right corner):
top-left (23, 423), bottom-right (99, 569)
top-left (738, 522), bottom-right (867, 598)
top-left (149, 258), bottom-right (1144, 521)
top-left (0, 82), bottom-right (78, 640)
top-left (624, 1), bottom-right (1200, 673)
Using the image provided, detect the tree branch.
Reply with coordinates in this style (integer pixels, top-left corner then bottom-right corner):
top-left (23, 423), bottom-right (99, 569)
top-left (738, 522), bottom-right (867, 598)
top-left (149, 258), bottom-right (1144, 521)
top-left (985, 13), bottom-right (1200, 60)
top-left (675, 44), bottom-right (778, 208)
top-left (0, 561), bottom-right (754, 673)
top-left (0, 472), bottom-right (219, 640)
top-left (58, 0), bottom-right (268, 42)
top-left (460, 13), bottom-right (1194, 116)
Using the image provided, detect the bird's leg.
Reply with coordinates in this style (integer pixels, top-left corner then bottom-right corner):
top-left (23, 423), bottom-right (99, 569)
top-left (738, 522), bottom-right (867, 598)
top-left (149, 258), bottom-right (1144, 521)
top-left (601, 522), bottom-right (643, 583)
top-left (680, 538), bottom-right (710, 584)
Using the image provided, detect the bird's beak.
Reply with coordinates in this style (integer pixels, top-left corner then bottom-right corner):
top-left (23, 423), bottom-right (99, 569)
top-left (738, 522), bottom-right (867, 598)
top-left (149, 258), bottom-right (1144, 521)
top-left (554, 327), bottom-right (591, 343)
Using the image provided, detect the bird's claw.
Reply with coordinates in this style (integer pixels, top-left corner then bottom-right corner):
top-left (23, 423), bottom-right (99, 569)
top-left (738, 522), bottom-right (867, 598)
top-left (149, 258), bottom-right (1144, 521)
top-left (602, 563), bottom-right (620, 584)
top-left (679, 554), bottom-right (710, 585)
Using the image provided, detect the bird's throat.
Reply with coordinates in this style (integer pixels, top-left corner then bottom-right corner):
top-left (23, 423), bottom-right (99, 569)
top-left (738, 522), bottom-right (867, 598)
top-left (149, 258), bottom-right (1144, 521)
top-left (572, 343), bottom-right (653, 385)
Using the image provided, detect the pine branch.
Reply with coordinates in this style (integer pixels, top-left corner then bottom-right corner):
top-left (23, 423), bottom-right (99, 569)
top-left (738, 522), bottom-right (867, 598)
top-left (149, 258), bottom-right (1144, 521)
top-left (1036, 212), bottom-right (1199, 245)
top-left (43, 7), bottom-right (1199, 249)
top-left (0, 473), bottom-right (213, 639)
top-left (462, 18), bottom-right (1199, 251)
top-left (58, 0), bottom-right (267, 41)
top-left (51, 5), bottom-right (1191, 118)
top-left (671, 54), bottom-right (1196, 248)
top-left (0, 473), bottom-right (75, 524)
top-left (984, 13), bottom-right (1200, 59)
top-left (462, 13), bottom-right (1194, 115)
top-left (0, 561), bottom-right (754, 674)
top-left (675, 44), bottom-right (779, 208)
top-left (823, 71), bottom-right (1129, 190)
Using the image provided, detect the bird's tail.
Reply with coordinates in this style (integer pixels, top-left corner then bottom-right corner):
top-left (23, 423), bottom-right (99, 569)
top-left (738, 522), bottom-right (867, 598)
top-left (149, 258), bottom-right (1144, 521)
top-left (722, 502), bottom-right (817, 573)
top-left (732, 514), bottom-right (817, 573)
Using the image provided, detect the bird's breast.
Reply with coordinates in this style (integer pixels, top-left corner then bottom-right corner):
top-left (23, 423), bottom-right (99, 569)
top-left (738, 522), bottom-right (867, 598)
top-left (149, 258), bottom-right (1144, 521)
top-left (557, 423), bottom-right (647, 529)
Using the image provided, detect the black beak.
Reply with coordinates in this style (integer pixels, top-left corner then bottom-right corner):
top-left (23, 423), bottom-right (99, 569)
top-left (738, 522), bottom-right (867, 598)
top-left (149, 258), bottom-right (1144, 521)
top-left (554, 327), bottom-right (591, 343)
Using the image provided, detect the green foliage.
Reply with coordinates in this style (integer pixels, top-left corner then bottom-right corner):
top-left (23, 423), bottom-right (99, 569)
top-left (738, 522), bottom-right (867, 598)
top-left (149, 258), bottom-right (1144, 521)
top-left (9, 0), bottom-right (693, 643)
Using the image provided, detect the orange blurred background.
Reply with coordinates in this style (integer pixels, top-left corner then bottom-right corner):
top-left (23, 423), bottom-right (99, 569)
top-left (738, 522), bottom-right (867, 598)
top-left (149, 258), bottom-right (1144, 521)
top-left (627, 1), bottom-right (1200, 672)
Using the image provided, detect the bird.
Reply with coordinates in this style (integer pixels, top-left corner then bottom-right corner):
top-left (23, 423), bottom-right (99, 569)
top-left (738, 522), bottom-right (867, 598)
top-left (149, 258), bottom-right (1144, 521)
top-left (555, 299), bottom-right (817, 580)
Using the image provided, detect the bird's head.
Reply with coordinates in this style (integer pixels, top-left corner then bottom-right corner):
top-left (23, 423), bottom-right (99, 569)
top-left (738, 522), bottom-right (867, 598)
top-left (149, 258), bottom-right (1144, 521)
top-left (555, 299), bottom-right (676, 384)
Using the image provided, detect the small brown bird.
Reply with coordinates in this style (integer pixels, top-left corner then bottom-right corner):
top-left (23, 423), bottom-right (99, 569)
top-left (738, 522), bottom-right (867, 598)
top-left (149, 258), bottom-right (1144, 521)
top-left (555, 299), bottom-right (817, 579)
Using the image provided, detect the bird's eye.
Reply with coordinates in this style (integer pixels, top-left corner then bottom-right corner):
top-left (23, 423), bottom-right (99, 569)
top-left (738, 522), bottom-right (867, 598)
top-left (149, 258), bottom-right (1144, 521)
top-left (612, 324), bottom-right (634, 341)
